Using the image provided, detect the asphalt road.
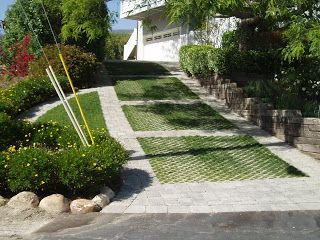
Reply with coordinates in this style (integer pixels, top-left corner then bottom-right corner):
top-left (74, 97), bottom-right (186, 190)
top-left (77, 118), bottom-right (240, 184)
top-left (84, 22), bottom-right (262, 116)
top-left (28, 211), bottom-right (320, 240)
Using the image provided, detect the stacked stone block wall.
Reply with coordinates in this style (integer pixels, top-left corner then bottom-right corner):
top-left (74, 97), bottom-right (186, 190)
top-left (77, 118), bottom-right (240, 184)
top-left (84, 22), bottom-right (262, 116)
top-left (209, 79), bottom-right (320, 159)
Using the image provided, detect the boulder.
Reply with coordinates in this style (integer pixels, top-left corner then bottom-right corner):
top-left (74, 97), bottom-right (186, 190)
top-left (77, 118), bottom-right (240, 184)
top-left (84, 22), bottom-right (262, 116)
top-left (7, 192), bottom-right (39, 209)
top-left (100, 186), bottom-right (115, 200)
top-left (70, 199), bottom-right (101, 214)
top-left (0, 195), bottom-right (7, 207)
top-left (92, 194), bottom-right (110, 208)
top-left (39, 194), bottom-right (70, 214)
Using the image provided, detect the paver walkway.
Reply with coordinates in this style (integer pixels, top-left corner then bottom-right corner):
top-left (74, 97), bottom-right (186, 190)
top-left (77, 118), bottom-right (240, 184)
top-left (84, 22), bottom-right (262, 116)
top-left (99, 63), bottom-right (320, 214)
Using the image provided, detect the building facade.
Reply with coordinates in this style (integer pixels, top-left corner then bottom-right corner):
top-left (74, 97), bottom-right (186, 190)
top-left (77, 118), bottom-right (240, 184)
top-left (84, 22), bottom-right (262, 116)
top-left (121, 0), bottom-right (237, 62)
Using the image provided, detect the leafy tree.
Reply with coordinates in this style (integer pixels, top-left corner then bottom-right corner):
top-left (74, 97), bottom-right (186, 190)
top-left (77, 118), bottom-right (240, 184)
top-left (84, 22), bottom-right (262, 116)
top-left (267, 0), bottom-right (320, 62)
top-left (105, 33), bottom-right (130, 60)
top-left (61, 0), bottom-right (111, 60)
top-left (3, 0), bottom-right (62, 54)
top-left (165, 0), bottom-right (320, 61)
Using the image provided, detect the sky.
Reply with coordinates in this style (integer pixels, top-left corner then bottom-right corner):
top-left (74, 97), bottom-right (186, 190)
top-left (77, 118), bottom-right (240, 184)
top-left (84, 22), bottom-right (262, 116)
top-left (0, 0), bottom-right (136, 31)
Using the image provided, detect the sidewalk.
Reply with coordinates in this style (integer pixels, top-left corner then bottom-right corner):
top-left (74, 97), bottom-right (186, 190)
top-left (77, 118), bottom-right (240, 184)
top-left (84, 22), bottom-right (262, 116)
top-left (98, 64), bottom-right (320, 214)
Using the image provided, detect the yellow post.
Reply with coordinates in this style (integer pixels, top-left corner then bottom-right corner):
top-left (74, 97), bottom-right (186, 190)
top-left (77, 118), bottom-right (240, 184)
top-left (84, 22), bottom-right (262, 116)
top-left (59, 53), bottom-right (95, 145)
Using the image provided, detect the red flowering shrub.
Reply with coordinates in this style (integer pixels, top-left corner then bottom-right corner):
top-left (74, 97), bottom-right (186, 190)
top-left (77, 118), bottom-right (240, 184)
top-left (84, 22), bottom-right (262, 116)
top-left (0, 35), bottom-right (34, 80)
top-left (8, 35), bottom-right (34, 78)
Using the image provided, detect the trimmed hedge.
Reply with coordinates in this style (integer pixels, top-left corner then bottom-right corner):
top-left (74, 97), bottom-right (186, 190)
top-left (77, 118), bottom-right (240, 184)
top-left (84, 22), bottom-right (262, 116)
top-left (179, 44), bottom-right (280, 78)
top-left (0, 75), bottom-right (69, 117)
top-left (179, 45), bottom-right (196, 76)
top-left (29, 44), bottom-right (98, 88)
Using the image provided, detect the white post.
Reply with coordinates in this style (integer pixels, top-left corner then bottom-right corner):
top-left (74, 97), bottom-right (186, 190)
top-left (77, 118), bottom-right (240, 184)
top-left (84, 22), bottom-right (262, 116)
top-left (48, 66), bottom-right (89, 145)
top-left (46, 68), bottom-right (88, 146)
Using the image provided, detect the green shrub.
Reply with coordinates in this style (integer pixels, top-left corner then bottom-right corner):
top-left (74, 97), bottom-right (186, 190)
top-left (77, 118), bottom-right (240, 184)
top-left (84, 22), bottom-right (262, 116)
top-left (29, 44), bottom-right (98, 88)
top-left (21, 122), bottom-right (109, 150)
top-left (0, 75), bottom-right (69, 117)
top-left (180, 44), bottom-right (280, 77)
top-left (105, 33), bottom-right (130, 60)
top-left (0, 115), bottom-right (110, 153)
top-left (179, 45), bottom-right (214, 77)
top-left (55, 126), bottom-right (109, 149)
top-left (179, 45), bottom-right (196, 75)
top-left (7, 147), bottom-right (56, 193)
top-left (57, 137), bottom-right (128, 194)
top-left (25, 122), bottom-right (65, 150)
top-left (207, 48), bottom-right (227, 75)
top-left (243, 79), bottom-right (319, 117)
top-left (243, 80), bottom-right (280, 99)
top-left (0, 113), bottom-right (27, 151)
top-left (221, 30), bottom-right (239, 51)
top-left (4, 135), bottom-right (127, 194)
top-left (0, 152), bottom-right (8, 191)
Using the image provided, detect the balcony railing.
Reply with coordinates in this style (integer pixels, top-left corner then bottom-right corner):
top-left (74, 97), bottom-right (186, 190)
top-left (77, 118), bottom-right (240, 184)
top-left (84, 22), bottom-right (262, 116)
top-left (120, 0), bottom-right (165, 19)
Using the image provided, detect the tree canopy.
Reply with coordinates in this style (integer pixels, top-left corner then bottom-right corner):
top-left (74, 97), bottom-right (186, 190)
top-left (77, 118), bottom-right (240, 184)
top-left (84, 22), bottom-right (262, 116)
top-left (3, 0), bottom-right (62, 53)
top-left (2, 0), bottom-right (111, 59)
top-left (165, 0), bottom-right (320, 61)
top-left (61, 0), bottom-right (110, 58)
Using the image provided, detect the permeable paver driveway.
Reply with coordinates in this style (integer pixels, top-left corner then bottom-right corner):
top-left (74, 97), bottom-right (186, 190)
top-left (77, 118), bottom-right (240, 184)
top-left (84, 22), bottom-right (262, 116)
top-left (105, 61), bottom-right (170, 76)
top-left (114, 77), bottom-right (199, 101)
top-left (100, 62), bottom-right (320, 214)
top-left (139, 136), bottom-right (306, 184)
top-left (123, 103), bottom-right (236, 131)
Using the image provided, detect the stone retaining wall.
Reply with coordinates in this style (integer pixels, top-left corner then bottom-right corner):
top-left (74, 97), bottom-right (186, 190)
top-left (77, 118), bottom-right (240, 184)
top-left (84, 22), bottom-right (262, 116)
top-left (210, 79), bottom-right (320, 159)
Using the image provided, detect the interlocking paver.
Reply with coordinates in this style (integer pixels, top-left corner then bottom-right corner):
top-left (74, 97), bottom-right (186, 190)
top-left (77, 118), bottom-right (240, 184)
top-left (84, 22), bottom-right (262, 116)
top-left (146, 206), bottom-right (168, 213)
top-left (124, 205), bottom-right (146, 214)
top-left (98, 65), bottom-right (320, 214)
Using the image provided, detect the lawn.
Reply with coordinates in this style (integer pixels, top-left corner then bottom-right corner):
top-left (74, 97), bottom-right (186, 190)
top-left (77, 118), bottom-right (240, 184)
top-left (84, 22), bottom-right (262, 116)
top-left (37, 91), bottom-right (106, 129)
top-left (139, 136), bottom-right (306, 183)
top-left (122, 103), bottom-right (236, 131)
top-left (114, 77), bottom-right (199, 101)
top-left (105, 61), bottom-right (170, 76)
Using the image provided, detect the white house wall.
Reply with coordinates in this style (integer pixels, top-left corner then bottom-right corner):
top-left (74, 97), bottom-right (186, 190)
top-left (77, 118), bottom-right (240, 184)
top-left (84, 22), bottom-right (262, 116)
top-left (211, 17), bottom-right (238, 47)
top-left (137, 21), bottom-right (144, 60)
top-left (134, 13), bottom-right (238, 62)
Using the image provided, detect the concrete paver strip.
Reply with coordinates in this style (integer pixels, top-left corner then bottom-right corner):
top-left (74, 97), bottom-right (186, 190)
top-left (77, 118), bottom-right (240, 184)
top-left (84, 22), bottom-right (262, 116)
top-left (98, 67), bottom-right (320, 214)
top-left (120, 99), bottom-right (202, 106)
top-left (135, 129), bottom-right (244, 138)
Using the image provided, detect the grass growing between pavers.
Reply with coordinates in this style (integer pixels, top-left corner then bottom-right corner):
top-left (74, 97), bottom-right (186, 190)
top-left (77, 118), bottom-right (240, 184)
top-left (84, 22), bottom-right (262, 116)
top-left (105, 61), bottom-right (170, 76)
top-left (139, 136), bottom-right (307, 183)
top-left (37, 91), bottom-right (107, 129)
top-left (114, 77), bottom-right (199, 101)
top-left (123, 103), bottom-right (236, 131)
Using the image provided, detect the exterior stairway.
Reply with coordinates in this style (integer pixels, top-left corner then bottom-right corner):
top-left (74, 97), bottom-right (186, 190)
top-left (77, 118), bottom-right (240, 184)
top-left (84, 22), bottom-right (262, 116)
top-left (123, 28), bottom-right (137, 60)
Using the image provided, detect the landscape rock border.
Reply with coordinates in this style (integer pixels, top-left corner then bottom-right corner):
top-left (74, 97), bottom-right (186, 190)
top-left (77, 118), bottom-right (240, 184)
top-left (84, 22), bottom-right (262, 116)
top-left (0, 186), bottom-right (115, 214)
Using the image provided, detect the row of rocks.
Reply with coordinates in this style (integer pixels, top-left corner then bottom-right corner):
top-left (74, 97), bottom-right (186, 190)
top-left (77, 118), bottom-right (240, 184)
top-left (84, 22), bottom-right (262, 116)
top-left (0, 186), bottom-right (115, 214)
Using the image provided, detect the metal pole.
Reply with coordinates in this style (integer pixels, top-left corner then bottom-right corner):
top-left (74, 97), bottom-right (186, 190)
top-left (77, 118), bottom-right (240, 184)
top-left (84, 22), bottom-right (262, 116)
top-left (46, 68), bottom-right (88, 146)
top-left (48, 66), bottom-right (89, 146)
